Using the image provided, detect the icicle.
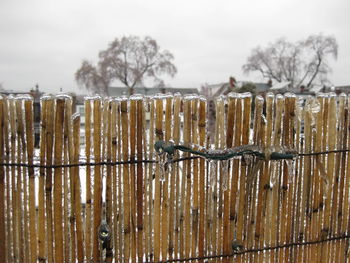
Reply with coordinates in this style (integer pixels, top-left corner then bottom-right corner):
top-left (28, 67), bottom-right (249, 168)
top-left (209, 160), bottom-right (218, 189)
top-left (285, 159), bottom-right (295, 183)
top-left (221, 160), bottom-right (229, 191)
top-left (159, 154), bottom-right (166, 182)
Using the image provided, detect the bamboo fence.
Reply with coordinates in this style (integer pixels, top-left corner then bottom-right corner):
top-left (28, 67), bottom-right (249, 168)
top-left (0, 92), bottom-right (350, 262)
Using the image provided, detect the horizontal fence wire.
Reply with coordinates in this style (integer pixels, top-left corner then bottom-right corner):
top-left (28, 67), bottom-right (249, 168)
top-left (1, 149), bottom-right (350, 169)
top-left (153, 234), bottom-right (350, 263)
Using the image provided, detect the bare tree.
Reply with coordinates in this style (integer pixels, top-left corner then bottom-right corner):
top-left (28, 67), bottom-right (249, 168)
top-left (242, 33), bottom-right (338, 89)
top-left (75, 36), bottom-right (177, 95)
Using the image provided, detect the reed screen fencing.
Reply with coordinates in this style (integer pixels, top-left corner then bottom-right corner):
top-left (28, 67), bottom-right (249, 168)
top-left (0, 92), bottom-right (350, 262)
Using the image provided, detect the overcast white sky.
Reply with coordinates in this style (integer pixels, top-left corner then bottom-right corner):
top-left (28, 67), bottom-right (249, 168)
top-left (0, 0), bottom-right (349, 94)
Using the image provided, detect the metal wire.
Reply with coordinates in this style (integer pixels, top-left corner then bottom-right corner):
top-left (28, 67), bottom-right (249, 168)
top-left (151, 233), bottom-right (350, 263)
top-left (0, 149), bottom-right (350, 169)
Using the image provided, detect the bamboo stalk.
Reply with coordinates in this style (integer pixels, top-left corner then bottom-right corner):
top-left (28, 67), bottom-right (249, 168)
top-left (246, 96), bottom-right (263, 263)
top-left (0, 98), bottom-right (6, 262)
top-left (217, 97), bottom-right (225, 260)
top-left (222, 95), bottom-right (234, 262)
top-left (270, 95), bottom-right (284, 262)
top-left (142, 98), bottom-right (148, 260)
top-left (136, 98), bottom-right (144, 262)
top-left (45, 98), bottom-right (55, 263)
top-left (183, 97), bottom-right (192, 259)
top-left (198, 98), bottom-right (206, 261)
top-left (38, 96), bottom-right (48, 262)
top-left (261, 93), bottom-right (274, 261)
top-left (121, 99), bottom-right (131, 262)
top-left (191, 98), bottom-right (199, 258)
top-left (129, 99), bottom-right (137, 262)
top-left (92, 98), bottom-right (102, 262)
top-left (15, 99), bottom-right (25, 263)
top-left (104, 100), bottom-right (113, 263)
top-left (67, 102), bottom-right (77, 263)
top-left (110, 101), bottom-right (118, 262)
top-left (332, 94), bottom-right (346, 260)
top-left (25, 98), bottom-right (38, 263)
top-left (161, 96), bottom-right (172, 260)
top-left (9, 98), bottom-right (19, 263)
top-left (84, 99), bottom-right (92, 261)
top-left (321, 94), bottom-right (337, 263)
top-left (341, 95), bottom-right (350, 261)
top-left (154, 97), bottom-right (163, 261)
top-left (172, 95), bottom-right (181, 258)
top-left (53, 98), bottom-right (65, 263)
top-left (63, 98), bottom-right (72, 263)
top-left (3, 98), bottom-right (12, 263)
top-left (73, 115), bottom-right (84, 262)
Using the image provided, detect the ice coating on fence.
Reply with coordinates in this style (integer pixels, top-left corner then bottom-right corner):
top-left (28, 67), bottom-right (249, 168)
top-left (129, 94), bottom-right (144, 101)
top-left (55, 93), bottom-right (73, 100)
top-left (15, 94), bottom-right (33, 101)
top-left (239, 92), bottom-right (252, 98)
top-left (228, 92), bottom-right (239, 99)
top-left (183, 94), bottom-right (199, 101)
top-left (266, 92), bottom-right (275, 98)
top-left (40, 94), bottom-right (54, 101)
top-left (199, 95), bottom-right (207, 102)
top-left (305, 98), bottom-right (321, 114)
top-left (84, 94), bottom-right (102, 101)
top-left (153, 93), bottom-right (173, 100)
top-left (256, 95), bottom-right (264, 102)
top-left (71, 112), bottom-right (80, 121)
top-left (276, 94), bottom-right (284, 100)
top-left (284, 92), bottom-right (296, 98)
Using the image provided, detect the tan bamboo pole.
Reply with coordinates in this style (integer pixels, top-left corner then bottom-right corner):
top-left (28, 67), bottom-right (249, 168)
top-left (37, 96), bottom-right (48, 262)
top-left (260, 93), bottom-right (274, 261)
top-left (301, 96), bottom-right (313, 261)
top-left (84, 98), bottom-right (92, 261)
top-left (167, 98), bottom-right (176, 260)
top-left (310, 94), bottom-right (324, 262)
top-left (129, 98), bottom-right (137, 262)
top-left (73, 114), bottom-right (84, 262)
top-left (0, 98), bottom-right (6, 262)
top-left (53, 98), bottom-right (65, 263)
top-left (217, 97), bottom-right (225, 259)
top-left (321, 94), bottom-right (336, 263)
top-left (136, 97), bottom-right (144, 262)
top-left (172, 94), bottom-right (181, 258)
top-left (63, 98), bottom-right (72, 263)
top-left (222, 94), bottom-right (234, 262)
top-left (328, 95), bottom-right (344, 259)
top-left (270, 94), bottom-right (284, 261)
top-left (154, 96), bottom-right (163, 261)
top-left (8, 98), bottom-right (19, 263)
top-left (92, 98), bottom-right (102, 262)
top-left (336, 93), bottom-right (348, 261)
top-left (110, 100), bottom-right (118, 262)
top-left (247, 96), bottom-right (264, 262)
top-left (146, 98), bottom-right (155, 261)
top-left (19, 98), bottom-right (30, 263)
top-left (45, 98), bottom-right (55, 263)
top-left (104, 100), bottom-right (113, 263)
top-left (3, 98), bottom-right (12, 263)
top-left (315, 95), bottom-right (329, 262)
top-left (183, 96), bottom-right (193, 259)
top-left (197, 97), bottom-right (206, 261)
top-left (161, 95), bottom-right (172, 260)
top-left (24, 98), bottom-right (37, 263)
top-left (285, 94), bottom-right (297, 262)
top-left (117, 100), bottom-right (124, 261)
top-left (67, 103), bottom-right (77, 263)
top-left (333, 94), bottom-right (346, 260)
top-left (15, 99), bottom-right (25, 263)
top-left (341, 95), bottom-right (350, 261)
top-left (210, 97), bottom-right (221, 261)
top-left (190, 98), bottom-right (199, 258)
top-left (121, 98), bottom-right (131, 261)
top-left (142, 97), bottom-right (148, 260)
top-left (179, 96), bottom-right (187, 260)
